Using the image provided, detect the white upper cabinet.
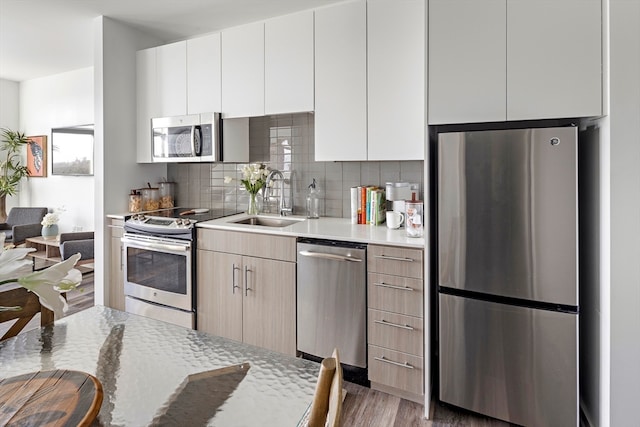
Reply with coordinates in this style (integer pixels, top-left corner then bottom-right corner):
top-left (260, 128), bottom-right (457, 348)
top-left (428, 0), bottom-right (602, 124)
top-left (506, 0), bottom-right (602, 120)
top-left (187, 33), bottom-right (221, 114)
top-left (136, 48), bottom-right (157, 163)
top-left (368, 0), bottom-right (425, 160)
top-left (265, 10), bottom-right (314, 114)
top-left (428, 0), bottom-right (506, 124)
top-left (221, 22), bottom-right (265, 118)
top-left (157, 41), bottom-right (187, 117)
top-left (315, 0), bottom-right (367, 161)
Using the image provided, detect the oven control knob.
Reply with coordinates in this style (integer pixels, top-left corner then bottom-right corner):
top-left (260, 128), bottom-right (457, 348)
top-left (182, 219), bottom-right (191, 226)
top-left (138, 215), bottom-right (146, 221)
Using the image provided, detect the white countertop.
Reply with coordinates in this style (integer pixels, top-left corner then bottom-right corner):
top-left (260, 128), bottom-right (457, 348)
top-left (196, 213), bottom-right (425, 249)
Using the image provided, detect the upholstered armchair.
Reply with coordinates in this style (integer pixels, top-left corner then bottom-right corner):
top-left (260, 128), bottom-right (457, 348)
top-left (0, 207), bottom-right (48, 245)
top-left (59, 232), bottom-right (94, 262)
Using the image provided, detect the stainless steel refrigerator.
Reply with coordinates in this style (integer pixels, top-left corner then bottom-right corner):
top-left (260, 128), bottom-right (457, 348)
top-left (437, 127), bottom-right (579, 426)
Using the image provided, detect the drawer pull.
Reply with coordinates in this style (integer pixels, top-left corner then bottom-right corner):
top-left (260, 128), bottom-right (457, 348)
top-left (374, 282), bottom-right (413, 292)
top-left (374, 355), bottom-right (415, 370)
top-left (374, 319), bottom-right (414, 331)
top-left (375, 255), bottom-right (414, 262)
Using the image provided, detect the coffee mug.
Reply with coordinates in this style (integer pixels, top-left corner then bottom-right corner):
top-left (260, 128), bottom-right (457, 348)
top-left (386, 211), bottom-right (404, 229)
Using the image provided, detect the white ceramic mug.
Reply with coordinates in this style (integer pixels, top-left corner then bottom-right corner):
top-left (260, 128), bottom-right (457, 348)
top-left (386, 211), bottom-right (404, 229)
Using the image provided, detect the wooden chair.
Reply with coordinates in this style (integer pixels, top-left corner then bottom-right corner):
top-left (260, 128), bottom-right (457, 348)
top-left (306, 348), bottom-right (344, 427)
top-left (0, 285), bottom-right (54, 341)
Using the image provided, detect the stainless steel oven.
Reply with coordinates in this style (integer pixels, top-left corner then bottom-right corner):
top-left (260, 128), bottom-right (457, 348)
top-left (122, 208), bottom-right (237, 329)
top-left (122, 233), bottom-right (194, 328)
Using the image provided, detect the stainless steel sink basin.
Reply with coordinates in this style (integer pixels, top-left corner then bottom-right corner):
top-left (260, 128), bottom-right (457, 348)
top-left (231, 216), bottom-right (302, 227)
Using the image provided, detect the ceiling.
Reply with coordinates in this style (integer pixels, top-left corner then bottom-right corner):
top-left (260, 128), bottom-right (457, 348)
top-left (0, 0), bottom-right (344, 82)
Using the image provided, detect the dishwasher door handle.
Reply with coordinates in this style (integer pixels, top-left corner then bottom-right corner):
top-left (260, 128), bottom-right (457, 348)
top-left (298, 250), bottom-right (363, 262)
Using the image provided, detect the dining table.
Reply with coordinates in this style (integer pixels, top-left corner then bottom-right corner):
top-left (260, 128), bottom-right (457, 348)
top-left (0, 305), bottom-right (319, 426)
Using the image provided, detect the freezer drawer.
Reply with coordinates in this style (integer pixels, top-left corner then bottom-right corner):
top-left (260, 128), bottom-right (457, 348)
top-left (439, 293), bottom-right (578, 427)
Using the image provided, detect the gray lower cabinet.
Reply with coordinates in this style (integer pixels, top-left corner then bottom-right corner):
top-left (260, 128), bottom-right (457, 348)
top-left (367, 244), bottom-right (424, 403)
top-left (196, 229), bottom-right (297, 356)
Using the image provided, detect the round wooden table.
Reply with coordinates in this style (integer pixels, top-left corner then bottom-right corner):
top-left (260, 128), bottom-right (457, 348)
top-left (0, 369), bottom-right (103, 427)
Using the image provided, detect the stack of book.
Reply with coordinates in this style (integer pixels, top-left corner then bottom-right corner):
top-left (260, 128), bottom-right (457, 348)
top-left (350, 186), bottom-right (386, 225)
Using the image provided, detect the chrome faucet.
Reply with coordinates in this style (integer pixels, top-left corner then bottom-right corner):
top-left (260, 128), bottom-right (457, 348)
top-left (264, 169), bottom-right (293, 216)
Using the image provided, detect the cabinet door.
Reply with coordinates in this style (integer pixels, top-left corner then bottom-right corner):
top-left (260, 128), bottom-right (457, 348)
top-left (221, 22), bottom-right (265, 118)
top-left (242, 257), bottom-right (296, 355)
top-left (506, 0), bottom-right (602, 120)
top-left (197, 250), bottom-right (243, 341)
top-left (315, 0), bottom-right (367, 161)
top-left (108, 221), bottom-right (125, 311)
top-left (428, 0), bottom-right (506, 124)
top-left (157, 41), bottom-right (187, 117)
top-left (136, 48), bottom-right (156, 163)
top-left (265, 10), bottom-right (314, 114)
top-left (368, 0), bottom-right (425, 160)
top-left (187, 33), bottom-right (221, 114)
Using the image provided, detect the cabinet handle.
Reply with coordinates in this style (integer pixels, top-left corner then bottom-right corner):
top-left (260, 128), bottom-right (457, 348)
top-left (374, 282), bottom-right (414, 292)
top-left (232, 264), bottom-right (241, 294)
top-left (374, 255), bottom-right (414, 262)
top-left (244, 265), bottom-right (252, 296)
top-left (374, 319), bottom-right (414, 331)
top-left (374, 355), bottom-right (415, 370)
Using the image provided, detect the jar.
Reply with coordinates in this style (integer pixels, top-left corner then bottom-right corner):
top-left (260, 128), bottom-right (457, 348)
top-left (158, 182), bottom-right (175, 209)
top-left (405, 199), bottom-right (423, 238)
top-left (141, 188), bottom-right (160, 211)
top-left (128, 191), bottom-right (142, 213)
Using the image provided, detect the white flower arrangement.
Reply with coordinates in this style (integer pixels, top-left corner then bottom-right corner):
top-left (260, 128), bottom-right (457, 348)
top-left (224, 163), bottom-right (270, 195)
top-left (0, 233), bottom-right (81, 318)
top-left (41, 212), bottom-right (59, 227)
top-left (41, 206), bottom-right (65, 227)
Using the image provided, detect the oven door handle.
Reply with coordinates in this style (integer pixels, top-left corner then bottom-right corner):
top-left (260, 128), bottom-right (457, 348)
top-left (122, 238), bottom-right (189, 253)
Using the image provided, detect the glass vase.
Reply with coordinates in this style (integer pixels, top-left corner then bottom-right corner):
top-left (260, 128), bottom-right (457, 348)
top-left (247, 193), bottom-right (259, 215)
top-left (42, 224), bottom-right (59, 240)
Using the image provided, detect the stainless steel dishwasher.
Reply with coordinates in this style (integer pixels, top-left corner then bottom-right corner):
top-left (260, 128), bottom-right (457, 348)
top-left (296, 238), bottom-right (367, 373)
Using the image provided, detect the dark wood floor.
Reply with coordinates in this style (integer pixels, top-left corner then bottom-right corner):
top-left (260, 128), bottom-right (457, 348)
top-left (2, 274), bottom-right (516, 426)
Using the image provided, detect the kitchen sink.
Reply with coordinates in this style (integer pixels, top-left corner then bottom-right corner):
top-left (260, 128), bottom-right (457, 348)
top-left (231, 216), bottom-right (303, 228)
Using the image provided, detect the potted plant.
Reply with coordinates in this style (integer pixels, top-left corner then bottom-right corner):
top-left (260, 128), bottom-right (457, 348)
top-left (0, 128), bottom-right (31, 222)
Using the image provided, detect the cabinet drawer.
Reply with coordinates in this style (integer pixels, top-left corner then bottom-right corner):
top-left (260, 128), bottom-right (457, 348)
top-left (368, 245), bottom-right (423, 279)
top-left (368, 273), bottom-right (423, 317)
top-left (368, 309), bottom-right (423, 356)
top-left (368, 345), bottom-right (423, 396)
top-left (197, 229), bottom-right (296, 262)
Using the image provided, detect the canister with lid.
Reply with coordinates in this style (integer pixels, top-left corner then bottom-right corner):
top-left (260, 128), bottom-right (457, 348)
top-left (141, 187), bottom-right (160, 211)
top-left (158, 181), bottom-right (175, 209)
top-left (405, 193), bottom-right (423, 238)
top-left (128, 190), bottom-right (142, 213)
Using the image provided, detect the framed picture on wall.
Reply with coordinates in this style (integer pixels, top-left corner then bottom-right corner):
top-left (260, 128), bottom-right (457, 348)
top-left (51, 125), bottom-right (94, 176)
top-left (26, 135), bottom-right (47, 177)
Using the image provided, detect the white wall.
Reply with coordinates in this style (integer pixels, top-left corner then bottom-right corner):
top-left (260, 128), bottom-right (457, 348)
top-left (0, 78), bottom-right (21, 211)
top-left (609, 0), bottom-right (640, 425)
top-left (93, 16), bottom-right (166, 306)
top-left (18, 68), bottom-right (94, 231)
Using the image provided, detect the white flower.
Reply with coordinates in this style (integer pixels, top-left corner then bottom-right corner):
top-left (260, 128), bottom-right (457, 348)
top-left (41, 212), bottom-right (59, 227)
top-left (17, 253), bottom-right (82, 316)
top-left (223, 176), bottom-right (233, 184)
top-left (0, 232), bottom-right (82, 318)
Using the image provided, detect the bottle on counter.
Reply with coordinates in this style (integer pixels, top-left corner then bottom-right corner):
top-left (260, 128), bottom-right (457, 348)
top-left (306, 178), bottom-right (319, 219)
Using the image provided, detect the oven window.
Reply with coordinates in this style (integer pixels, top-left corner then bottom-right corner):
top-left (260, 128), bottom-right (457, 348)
top-left (126, 247), bottom-right (187, 294)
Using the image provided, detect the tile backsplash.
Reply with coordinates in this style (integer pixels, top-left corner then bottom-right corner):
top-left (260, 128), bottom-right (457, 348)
top-left (167, 113), bottom-right (424, 218)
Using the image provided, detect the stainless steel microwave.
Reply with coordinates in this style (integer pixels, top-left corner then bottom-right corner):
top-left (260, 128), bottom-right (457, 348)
top-left (151, 112), bottom-right (220, 162)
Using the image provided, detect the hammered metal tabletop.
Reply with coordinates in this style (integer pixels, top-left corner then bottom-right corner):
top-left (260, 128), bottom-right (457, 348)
top-left (0, 306), bottom-right (319, 426)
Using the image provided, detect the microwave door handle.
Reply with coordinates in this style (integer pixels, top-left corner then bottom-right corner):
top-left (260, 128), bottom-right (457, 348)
top-left (192, 125), bottom-right (202, 156)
